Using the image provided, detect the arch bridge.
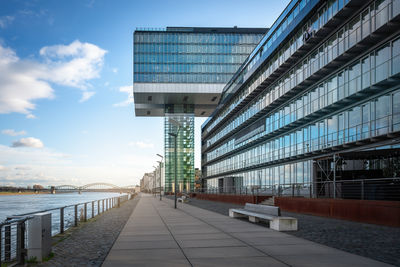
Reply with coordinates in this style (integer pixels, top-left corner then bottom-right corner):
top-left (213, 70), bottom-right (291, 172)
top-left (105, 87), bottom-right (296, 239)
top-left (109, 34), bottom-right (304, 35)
top-left (52, 183), bottom-right (135, 193)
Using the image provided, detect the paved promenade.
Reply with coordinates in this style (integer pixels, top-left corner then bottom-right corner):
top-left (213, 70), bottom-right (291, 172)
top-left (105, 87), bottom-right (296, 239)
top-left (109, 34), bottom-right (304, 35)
top-left (182, 196), bottom-right (400, 266)
top-left (103, 194), bottom-right (392, 267)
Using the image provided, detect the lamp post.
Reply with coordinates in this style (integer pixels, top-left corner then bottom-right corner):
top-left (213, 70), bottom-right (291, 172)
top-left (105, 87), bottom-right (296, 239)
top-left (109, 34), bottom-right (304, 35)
top-left (168, 117), bottom-right (182, 209)
top-left (157, 153), bottom-right (163, 201)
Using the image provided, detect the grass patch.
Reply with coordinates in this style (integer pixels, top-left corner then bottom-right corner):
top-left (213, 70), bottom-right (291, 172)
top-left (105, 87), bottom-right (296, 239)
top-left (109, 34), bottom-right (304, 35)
top-left (26, 256), bottom-right (38, 264)
top-left (43, 252), bottom-right (55, 262)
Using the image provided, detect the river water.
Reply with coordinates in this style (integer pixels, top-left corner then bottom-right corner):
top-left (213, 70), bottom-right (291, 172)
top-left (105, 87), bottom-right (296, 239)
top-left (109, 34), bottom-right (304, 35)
top-left (0, 192), bottom-right (124, 234)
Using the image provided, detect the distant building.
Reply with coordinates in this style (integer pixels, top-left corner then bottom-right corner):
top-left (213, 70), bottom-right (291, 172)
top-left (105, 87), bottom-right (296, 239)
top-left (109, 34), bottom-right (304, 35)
top-left (140, 172), bottom-right (154, 193)
top-left (133, 27), bottom-right (267, 193)
top-left (32, 184), bottom-right (44, 190)
top-left (134, 185), bottom-right (141, 193)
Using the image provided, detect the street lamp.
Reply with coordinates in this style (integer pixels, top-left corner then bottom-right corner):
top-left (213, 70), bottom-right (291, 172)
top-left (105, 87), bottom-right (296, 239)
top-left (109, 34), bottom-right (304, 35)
top-left (157, 153), bottom-right (163, 201)
top-left (168, 117), bottom-right (182, 209)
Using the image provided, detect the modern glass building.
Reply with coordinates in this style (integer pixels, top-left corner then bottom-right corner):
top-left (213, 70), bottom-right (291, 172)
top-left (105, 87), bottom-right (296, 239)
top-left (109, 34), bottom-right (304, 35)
top-left (133, 27), bottom-right (267, 193)
top-left (202, 0), bottom-right (400, 200)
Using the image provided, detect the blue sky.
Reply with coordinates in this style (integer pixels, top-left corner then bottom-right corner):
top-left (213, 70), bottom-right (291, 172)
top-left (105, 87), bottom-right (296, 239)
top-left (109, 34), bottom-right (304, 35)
top-left (0, 0), bottom-right (290, 187)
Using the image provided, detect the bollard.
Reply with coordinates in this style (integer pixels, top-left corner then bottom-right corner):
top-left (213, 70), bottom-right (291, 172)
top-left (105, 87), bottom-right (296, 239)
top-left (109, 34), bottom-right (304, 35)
top-left (5, 225), bottom-right (11, 261)
top-left (84, 203), bottom-right (87, 222)
top-left (60, 207), bottom-right (65, 233)
top-left (118, 197), bottom-right (120, 207)
top-left (74, 205), bottom-right (78, 227)
top-left (92, 201), bottom-right (94, 218)
top-left (98, 200), bottom-right (100, 215)
top-left (102, 199), bottom-right (104, 213)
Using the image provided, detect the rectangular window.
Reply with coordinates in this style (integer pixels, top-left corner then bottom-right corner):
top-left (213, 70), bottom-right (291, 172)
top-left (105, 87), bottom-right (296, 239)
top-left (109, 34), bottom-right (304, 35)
top-left (375, 0), bottom-right (389, 29)
top-left (361, 9), bottom-right (370, 39)
top-left (375, 95), bottom-right (390, 135)
top-left (375, 44), bottom-right (390, 82)
top-left (362, 104), bottom-right (370, 139)
top-left (349, 107), bottom-right (361, 141)
top-left (393, 92), bottom-right (400, 131)
top-left (348, 62), bottom-right (361, 95)
top-left (361, 56), bottom-right (371, 89)
top-left (392, 38), bottom-right (400, 75)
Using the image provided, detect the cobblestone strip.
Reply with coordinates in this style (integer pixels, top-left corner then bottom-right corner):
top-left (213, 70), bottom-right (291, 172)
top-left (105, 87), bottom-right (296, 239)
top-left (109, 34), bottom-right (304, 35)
top-left (38, 196), bottom-right (139, 267)
top-left (179, 196), bottom-right (400, 267)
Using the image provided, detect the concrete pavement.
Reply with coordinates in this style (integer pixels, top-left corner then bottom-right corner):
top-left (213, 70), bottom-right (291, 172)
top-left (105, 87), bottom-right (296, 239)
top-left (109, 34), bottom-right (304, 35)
top-left (102, 194), bottom-right (393, 267)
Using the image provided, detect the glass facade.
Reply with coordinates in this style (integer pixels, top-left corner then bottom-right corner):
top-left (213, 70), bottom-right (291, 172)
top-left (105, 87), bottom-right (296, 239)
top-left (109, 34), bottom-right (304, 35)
top-left (202, 0), bottom-right (400, 197)
top-left (164, 111), bottom-right (195, 193)
top-left (133, 27), bottom-right (266, 192)
top-left (134, 28), bottom-right (263, 84)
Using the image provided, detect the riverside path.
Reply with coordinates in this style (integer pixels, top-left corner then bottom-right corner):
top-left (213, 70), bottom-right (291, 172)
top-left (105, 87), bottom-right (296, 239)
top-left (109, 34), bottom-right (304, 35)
top-left (103, 194), bottom-right (393, 267)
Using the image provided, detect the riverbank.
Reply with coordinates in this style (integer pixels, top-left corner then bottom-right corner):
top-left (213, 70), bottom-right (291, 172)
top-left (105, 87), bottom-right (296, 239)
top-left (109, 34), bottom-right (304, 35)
top-left (37, 195), bottom-right (139, 267)
top-left (0, 191), bottom-right (50, 195)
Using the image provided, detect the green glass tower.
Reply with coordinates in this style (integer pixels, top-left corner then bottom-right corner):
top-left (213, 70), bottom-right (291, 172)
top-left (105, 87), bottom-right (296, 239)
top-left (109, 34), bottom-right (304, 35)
top-left (133, 27), bottom-right (267, 192)
top-left (164, 109), bottom-right (194, 192)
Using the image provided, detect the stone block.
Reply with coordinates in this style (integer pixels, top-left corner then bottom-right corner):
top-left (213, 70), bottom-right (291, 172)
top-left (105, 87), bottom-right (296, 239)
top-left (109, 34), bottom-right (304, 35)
top-left (249, 216), bottom-right (260, 223)
top-left (270, 217), bottom-right (298, 231)
top-left (229, 209), bottom-right (246, 218)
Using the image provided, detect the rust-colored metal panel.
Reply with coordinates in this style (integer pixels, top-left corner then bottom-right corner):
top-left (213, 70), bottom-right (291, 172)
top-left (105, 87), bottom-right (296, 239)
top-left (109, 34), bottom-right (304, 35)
top-left (275, 197), bottom-right (400, 227)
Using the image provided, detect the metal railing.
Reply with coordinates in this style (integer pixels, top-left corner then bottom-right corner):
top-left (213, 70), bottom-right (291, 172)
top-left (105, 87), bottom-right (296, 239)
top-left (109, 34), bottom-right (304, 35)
top-left (0, 194), bottom-right (132, 265)
top-left (196, 178), bottom-right (400, 201)
top-left (313, 178), bottom-right (400, 201)
top-left (195, 184), bottom-right (310, 197)
top-left (0, 216), bottom-right (32, 266)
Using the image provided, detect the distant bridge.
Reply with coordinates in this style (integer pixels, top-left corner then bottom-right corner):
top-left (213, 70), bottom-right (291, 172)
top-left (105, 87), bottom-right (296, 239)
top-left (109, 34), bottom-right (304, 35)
top-left (51, 183), bottom-right (136, 193)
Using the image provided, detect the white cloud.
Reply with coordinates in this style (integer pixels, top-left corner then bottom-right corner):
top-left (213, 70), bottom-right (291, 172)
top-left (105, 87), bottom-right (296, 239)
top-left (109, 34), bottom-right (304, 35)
top-left (26, 114), bottom-right (36, 119)
top-left (0, 144), bottom-right (146, 186)
top-left (0, 45), bottom-right (54, 114)
top-left (11, 137), bottom-right (44, 148)
top-left (39, 40), bottom-right (107, 89)
top-left (0, 40), bottom-right (107, 114)
top-left (0, 165), bottom-right (6, 171)
top-left (14, 166), bottom-right (31, 170)
top-left (2, 129), bottom-right (27, 136)
top-left (112, 68), bottom-right (118, 73)
top-left (128, 141), bottom-right (154, 149)
top-left (79, 91), bottom-right (95, 102)
top-left (0, 16), bottom-right (14, 29)
top-left (114, 85), bottom-right (133, 107)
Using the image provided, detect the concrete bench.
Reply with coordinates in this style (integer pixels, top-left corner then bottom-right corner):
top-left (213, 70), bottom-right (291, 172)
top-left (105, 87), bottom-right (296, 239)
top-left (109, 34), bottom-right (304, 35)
top-left (177, 195), bottom-right (189, 203)
top-left (229, 203), bottom-right (297, 231)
